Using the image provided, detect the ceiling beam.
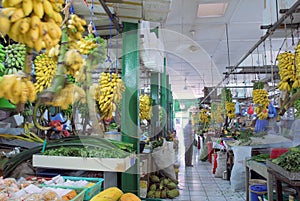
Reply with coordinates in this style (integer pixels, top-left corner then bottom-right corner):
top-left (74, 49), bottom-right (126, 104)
top-left (98, 0), bottom-right (123, 33)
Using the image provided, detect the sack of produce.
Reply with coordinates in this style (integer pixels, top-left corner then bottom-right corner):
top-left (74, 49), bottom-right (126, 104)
top-left (215, 151), bottom-right (227, 178)
top-left (230, 146), bottom-right (251, 191)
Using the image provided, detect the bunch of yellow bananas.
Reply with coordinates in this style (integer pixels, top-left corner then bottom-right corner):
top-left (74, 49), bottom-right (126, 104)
top-left (34, 53), bottom-right (57, 93)
top-left (1, 0), bottom-right (63, 51)
top-left (253, 89), bottom-right (270, 120)
top-left (199, 109), bottom-right (209, 124)
top-left (64, 49), bottom-right (85, 76)
top-left (277, 52), bottom-right (295, 91)
top-left (67, 14), bottom-right (86, 41)
top-left (292, 43), bottom-right (300, 89)
top-left (255, 106), bottom-right (269, 120)
top-left (225, 102), bottom-right (235, 119)
top-left (139, 94), bottom-right (152, 120)
top-left (76, 37), bottom-right (98, 55)
top-left (45, 83), bottom-right (86, 110)
top-left (0, 74), bottom-right (36, 104)
top-left (96, 72), bottom-right (126, 120)
top-left (253, 89), bottom-right (269, 107)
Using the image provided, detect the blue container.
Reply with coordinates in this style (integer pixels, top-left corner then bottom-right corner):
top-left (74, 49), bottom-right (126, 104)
top-left (250, 184), bottom-right (267, 201)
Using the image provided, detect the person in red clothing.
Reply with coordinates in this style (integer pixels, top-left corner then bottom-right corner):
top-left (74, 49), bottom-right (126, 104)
top-left (184, 119), bottom-right (194, 167)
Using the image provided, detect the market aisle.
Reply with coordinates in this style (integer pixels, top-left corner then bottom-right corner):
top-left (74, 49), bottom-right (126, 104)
top-left (168, 148), bottom-right (246, 201)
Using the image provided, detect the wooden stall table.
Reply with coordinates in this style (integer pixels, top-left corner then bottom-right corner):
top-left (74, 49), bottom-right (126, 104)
top-left (245, 159), bottom-right (273, 201)
top-left (267, 167), bottom-right (300, 201)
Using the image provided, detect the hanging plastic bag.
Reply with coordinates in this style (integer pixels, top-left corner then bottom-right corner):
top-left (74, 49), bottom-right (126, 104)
top-left (255, 119), bottom-right (268, 133)
top-left (235, 102), bottom-right (240, 115)
top-left (247, 104), bottom-right (254, 115)
top-left (268, 102), bottom-right (276, 118)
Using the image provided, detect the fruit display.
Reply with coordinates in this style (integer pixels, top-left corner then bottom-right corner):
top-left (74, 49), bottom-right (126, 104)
top-left (139, 94), bottom-right (152, 120)
top-left (225, 102), bottom-right (235, 119)
top-left (0, 74), bottom-right (36, 104)
top-left (120, 193), bottom-right (141, 201)
top-left (45, 83), bottom-right (86, 110)
top-left (1, 0), bottom-right (63, 51)
top-left (147, 174), bottom-right (179, 199)
top-left (277, 51), bottom-right (295, 91)
top-left (76, 34), bottom-right (98, 55)
top-left (95, 72), bottom-right (126, 120)
top-left (4, 43), bottom-right (26, 73)
top-left (33, 53), bottom-right (57, 93)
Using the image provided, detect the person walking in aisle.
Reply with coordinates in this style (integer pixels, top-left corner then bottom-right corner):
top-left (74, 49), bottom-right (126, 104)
top-left (184, 119), bottom-right (194, 167)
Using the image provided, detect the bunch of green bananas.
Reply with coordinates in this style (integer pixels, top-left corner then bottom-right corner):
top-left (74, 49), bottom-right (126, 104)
top-left (277, 51), bottom-right (295, 91)
top-left (4, 43), bottom-right (26, 74)
top-left (225, 102), bottom-right (235, 119)
top-left (34, 53), bottom-right (57, 93)
top-left (0, 44), bottom-right (6, 73)
top-left (211, 103), bottom-right (223, 123)
top-left (139, 94), bottom-right (152, 120)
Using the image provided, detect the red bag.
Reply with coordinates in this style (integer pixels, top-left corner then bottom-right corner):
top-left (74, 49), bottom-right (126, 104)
top-left (247, 104), bottom-right (254, 115)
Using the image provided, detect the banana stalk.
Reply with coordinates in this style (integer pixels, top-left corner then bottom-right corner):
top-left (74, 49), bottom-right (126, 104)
top-left (39, 26), bottom-right (68, 102)
top-left (32, 98), bottom-right (52, 131)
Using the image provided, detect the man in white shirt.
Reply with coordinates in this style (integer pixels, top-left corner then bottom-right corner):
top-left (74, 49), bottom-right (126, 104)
top-left (184, 119), bottom-right (194, 167)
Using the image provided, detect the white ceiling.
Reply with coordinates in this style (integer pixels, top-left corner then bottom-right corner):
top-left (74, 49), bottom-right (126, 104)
top-left (162, 0), bottom-right (266, 99)
top-left (72, 0), bottom-right (299, 100)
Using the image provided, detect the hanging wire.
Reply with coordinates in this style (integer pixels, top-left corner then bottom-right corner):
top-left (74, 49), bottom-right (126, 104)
top-left (89, 0), bottom-right (99, 37)
top-left (105, 17), bottom-right (114, 79)
top-left (269, 34), bottom-right (275, 96)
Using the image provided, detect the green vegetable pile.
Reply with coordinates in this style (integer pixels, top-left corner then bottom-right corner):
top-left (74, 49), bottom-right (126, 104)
top-left (272, 146), bottom-right (300, 172)
top-left (251, 153), bottom-right (270, 163)
top-left (43, 146), bottom-right (130, 158)
top-left (147, 174), bottom-right (179, 199)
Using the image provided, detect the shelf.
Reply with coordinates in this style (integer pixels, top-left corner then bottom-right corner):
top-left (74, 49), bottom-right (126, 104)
top-left (32, 154), bottom-right (136, 172)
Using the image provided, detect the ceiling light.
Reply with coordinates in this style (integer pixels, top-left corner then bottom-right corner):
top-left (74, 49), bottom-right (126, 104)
top-left (197, 3), bottom-right (228, 18)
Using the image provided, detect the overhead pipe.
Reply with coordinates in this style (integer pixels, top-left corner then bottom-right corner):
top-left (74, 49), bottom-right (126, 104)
top-left (200, 0), bottom-right (300, 105)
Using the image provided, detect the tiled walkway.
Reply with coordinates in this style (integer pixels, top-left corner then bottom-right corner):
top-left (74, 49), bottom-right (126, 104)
top-left (168, 148), bottom-right (247, 201)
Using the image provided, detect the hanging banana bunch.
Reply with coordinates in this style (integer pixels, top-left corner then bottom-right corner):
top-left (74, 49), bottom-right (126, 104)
top-left (0, 73), bottom-right (36, 104)
top-left (225, 102), bottom-right (235, 119)
top-left (33, 53), bottom-right (57, 93)
top-left (211, 103), bottom-right (224, 124)
top-left (44, 83), bottom-right (86, 110)
top-left (95, 72), bottom-right (126, 120)
top-left (139, 94), bottom-right (152, 120)
top-left (252, 82), bottom-right (270, 120)
top-left (199, 109), bottom-right (210, 124)
top-left (1, 0), bottom-right (64, 51)
top-left (277, 51), bottom-right (295, 91)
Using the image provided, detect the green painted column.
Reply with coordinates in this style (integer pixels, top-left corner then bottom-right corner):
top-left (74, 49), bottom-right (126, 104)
top-left (121, 22), bottom-right (140, 195)
top-left (151, 72), bottom-right (159, 138)
top-left (166, 75), bottom-right (170, 133)
top-left (168, 83), bottom-right (173, 131)
top-left (160, 57), bottom-right (167, 137)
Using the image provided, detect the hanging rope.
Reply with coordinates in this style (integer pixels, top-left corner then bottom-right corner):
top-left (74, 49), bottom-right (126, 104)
top-left (89, 0), bottom-right (99, 37)
top-left (269, 34), bottom-right (275, 96)
top-left (290, 14), bottom-right (295, 46)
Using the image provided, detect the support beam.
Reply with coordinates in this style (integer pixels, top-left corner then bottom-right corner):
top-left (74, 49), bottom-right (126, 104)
top-left (121, 22), bottom-right (139, 195)
top-left (160, 58), bottom-right (167, 137)
top-left (98, 0), bottom-right (123, 33)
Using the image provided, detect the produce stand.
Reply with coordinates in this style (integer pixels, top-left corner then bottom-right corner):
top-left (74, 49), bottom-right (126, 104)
top-left (245, 159), bottom-right (272, 201)
top-left (267, 164), bottom-right (300, 201)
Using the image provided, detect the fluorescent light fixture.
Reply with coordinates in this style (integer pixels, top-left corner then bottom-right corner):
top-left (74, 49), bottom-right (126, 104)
top-left (198, 3), bottom-right (228, 18)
